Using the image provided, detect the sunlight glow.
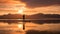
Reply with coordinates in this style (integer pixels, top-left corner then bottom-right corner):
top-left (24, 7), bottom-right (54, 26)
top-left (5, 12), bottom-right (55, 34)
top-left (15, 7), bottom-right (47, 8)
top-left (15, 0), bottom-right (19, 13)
top-left (18, 24), bottom-right (23, 28)
top-left (18, 7), bottom-right (26, 14)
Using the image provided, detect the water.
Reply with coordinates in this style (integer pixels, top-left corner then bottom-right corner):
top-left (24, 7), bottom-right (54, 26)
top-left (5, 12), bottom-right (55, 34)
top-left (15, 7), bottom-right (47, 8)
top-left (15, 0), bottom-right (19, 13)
top-left (0, 22), bottom-right (60, 34)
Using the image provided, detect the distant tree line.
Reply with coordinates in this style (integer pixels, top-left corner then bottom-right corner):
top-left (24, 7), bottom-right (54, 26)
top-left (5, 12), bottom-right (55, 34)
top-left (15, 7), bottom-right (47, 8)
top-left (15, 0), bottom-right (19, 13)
top-left (0, 13), bottom-right (60, 19)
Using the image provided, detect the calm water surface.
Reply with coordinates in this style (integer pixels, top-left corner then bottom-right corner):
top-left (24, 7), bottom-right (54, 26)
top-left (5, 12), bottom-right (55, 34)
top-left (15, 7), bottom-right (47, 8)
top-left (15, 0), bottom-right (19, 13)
top-left (0, 22), bottom-right (60, 34)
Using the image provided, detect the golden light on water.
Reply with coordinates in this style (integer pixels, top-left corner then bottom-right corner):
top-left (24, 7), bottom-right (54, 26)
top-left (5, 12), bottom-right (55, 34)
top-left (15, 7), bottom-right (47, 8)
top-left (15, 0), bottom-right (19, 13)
top-left (18, 24), bottom-right (23, 28)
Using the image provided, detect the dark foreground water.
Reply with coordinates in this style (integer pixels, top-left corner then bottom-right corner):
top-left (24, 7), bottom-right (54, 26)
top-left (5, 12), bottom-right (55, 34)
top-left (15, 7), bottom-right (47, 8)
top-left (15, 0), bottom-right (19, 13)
top-left (0, 22), bottom-right (60, 34)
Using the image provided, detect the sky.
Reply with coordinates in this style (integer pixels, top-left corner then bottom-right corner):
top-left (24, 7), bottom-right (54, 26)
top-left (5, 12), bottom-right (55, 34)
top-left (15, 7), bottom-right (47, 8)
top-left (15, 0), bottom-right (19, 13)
top-left (0, 0), bottom-right (60, 15)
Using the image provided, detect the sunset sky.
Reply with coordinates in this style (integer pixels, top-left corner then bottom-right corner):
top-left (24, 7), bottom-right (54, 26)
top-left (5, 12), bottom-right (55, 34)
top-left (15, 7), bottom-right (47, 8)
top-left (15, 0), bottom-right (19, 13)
top-left (0, 0), bottom-right (60, 15)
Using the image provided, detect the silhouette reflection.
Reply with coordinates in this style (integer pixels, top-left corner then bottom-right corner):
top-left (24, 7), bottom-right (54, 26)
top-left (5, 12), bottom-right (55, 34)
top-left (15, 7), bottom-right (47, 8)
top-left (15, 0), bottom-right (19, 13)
top-left (0, 20), bottom-right (60, 24)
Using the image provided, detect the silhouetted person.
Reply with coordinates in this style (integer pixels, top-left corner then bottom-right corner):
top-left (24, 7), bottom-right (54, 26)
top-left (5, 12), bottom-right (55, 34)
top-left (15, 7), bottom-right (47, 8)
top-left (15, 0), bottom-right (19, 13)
top-left (23, 14), bottom-right (25, 30)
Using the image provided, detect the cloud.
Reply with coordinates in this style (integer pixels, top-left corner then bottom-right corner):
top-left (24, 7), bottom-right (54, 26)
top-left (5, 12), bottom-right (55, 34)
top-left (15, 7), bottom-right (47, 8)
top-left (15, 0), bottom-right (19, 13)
top-left (0, 0), bottom-right (25, 10)
top-left (19, 0), bottom-right (60, 8)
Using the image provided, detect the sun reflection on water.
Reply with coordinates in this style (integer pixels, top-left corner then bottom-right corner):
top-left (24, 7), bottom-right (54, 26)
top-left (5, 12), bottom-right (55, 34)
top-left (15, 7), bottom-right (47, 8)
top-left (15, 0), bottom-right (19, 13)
top-left (18, 24), bottom-right (23, 28)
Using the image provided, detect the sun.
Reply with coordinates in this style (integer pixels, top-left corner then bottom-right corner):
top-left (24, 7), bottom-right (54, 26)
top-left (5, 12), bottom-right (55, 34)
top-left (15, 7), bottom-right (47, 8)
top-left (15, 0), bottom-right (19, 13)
top-left (18, 9), bottom-right (23, 14)
top-left (18, 7), bottom-right (25, 14)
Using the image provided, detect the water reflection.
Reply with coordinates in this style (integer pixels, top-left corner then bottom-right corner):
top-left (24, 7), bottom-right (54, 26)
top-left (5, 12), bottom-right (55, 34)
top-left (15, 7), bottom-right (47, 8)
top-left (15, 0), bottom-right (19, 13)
top-left (0, 21), bottom-right (60, 34)
top-left (26, 30), bottom-right (60, 34)
top-left (0, 20), bottom-right (60, 24)
top-left (0, 30), bottom-right (25, 34)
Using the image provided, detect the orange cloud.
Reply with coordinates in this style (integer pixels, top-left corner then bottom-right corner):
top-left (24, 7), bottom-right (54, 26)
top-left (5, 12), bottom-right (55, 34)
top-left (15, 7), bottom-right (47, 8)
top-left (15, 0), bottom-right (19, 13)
top-left (0, 0), bottom-right (60, 15)
top-left (0, 0), bottom-right (26, 10)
